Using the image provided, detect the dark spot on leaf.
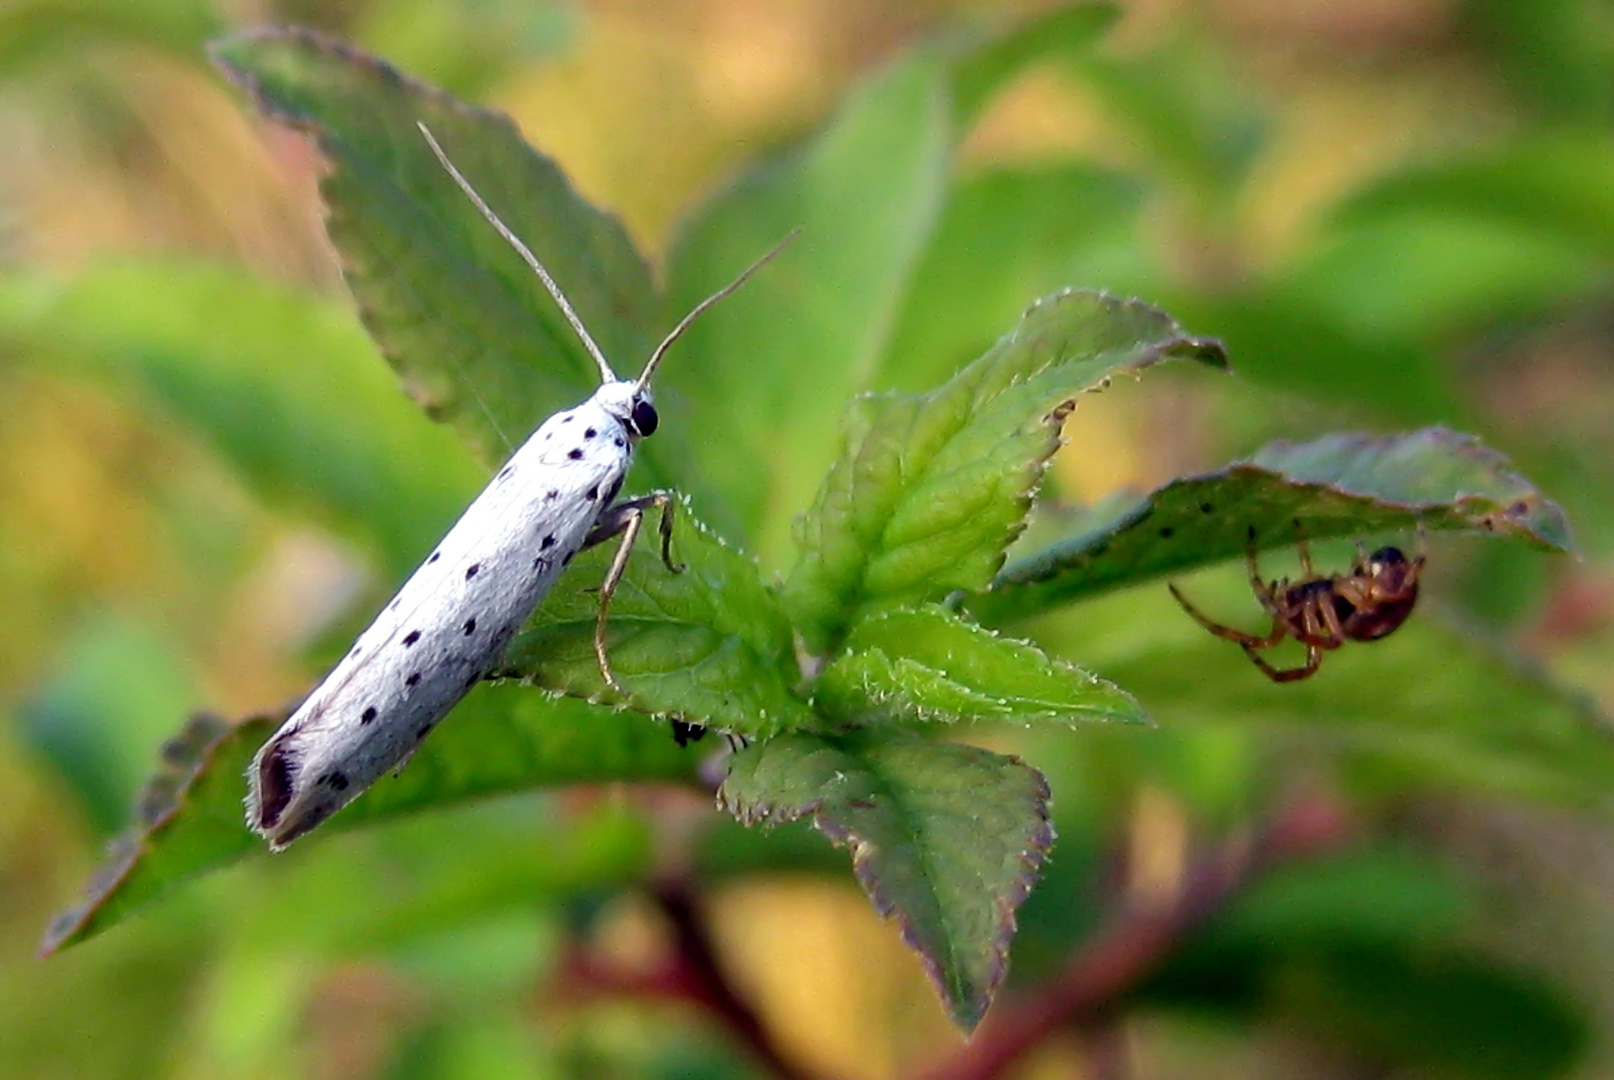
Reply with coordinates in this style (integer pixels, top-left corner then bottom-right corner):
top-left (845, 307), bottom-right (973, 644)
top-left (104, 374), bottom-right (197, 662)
top-left (568, 448), bottom-right (584, 460)
top-left (1159, 526), bottom-right (1175, 539)
top-left (466, 564), bottom-right (480, 580)
top-left (463, 617), bottom-right (477, 635)
top-left (403, 630), bottom-right (421, 646)
top-left (1090, 542), bottom-right (1109, 557)
top-left (361, 706), bottom-right (378, 724)
top-left (1199, 502), bottom-right (1214, 514)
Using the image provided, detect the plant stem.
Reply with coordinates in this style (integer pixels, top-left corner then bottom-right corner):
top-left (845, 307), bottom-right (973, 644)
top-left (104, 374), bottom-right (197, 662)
top-left (914, 792), bottom-right (1349, 1080)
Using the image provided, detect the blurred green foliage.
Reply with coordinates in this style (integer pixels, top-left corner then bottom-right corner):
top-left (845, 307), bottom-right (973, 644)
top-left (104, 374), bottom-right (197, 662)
top-left (3, 1), bottom-right (1614, 1078)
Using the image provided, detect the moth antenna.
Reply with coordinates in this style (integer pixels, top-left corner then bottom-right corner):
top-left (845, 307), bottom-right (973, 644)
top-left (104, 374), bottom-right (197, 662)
top-left (418, 121), bottom-right (617, 385)
top-left (636, 227), bottom-right (801, 390)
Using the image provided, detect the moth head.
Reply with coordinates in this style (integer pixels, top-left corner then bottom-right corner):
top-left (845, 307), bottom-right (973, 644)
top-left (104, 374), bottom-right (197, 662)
top-left (597, 379), bottom-right (658, 439)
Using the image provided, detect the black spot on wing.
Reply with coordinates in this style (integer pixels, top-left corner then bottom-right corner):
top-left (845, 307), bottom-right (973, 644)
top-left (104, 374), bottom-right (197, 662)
top-left (584, 427), bottom-right (597, 439)
top-left (361, 706), bottom-right (378, 724)
top-left (404, 630), bottom-right (421, 646)
top-left (498, 465), bottom-right (514, 480)
top-left (546, 489), bottom-right (559, 501)
top-left (320, 770), bottom-right (350, 791)
top-left (428, 551), bottom-right (440, 564)
top-left (568, 448), bottom-right (584, 460)
top-left (466, 564), bottom-right (481, 580)
top-left (584, 485), bottom-right (598, 501)
top-left (406, 671), bottom-right (421, 687)
top-left (541, 534), bottom-right (556, 549)
top-left (463, 617), bottom-right (477, 635)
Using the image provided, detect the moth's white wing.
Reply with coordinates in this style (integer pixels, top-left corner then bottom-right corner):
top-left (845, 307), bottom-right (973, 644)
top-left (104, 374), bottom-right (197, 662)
top-left (248, 396), bottom-right (634, 849)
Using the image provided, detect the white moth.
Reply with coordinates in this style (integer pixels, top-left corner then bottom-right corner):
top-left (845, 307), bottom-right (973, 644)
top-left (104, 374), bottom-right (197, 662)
top-left (246, 122), bottom-right (793, 850)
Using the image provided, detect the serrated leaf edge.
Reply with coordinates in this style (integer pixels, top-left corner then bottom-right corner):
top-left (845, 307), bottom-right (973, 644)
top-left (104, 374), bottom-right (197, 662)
top-left (40, 712), bottom-right (268, 957)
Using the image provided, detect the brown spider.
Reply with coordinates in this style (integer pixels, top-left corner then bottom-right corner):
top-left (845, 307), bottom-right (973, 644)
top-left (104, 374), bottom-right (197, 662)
top-left (1168, 525), bottom-right (1426, 683)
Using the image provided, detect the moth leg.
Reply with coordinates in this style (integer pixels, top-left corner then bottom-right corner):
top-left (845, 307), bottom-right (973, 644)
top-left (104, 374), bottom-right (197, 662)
top-left (582, 492), bottom-right (680, 692)
top-left (586, 491), bottom-right (681, 571)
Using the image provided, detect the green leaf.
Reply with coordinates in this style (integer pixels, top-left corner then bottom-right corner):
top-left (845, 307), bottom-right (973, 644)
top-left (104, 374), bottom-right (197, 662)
top-left (19, 616), bottom-right (198, 836)
top-left (0, 0), bottom-right (219, 74)
top-left (42, 686), bottom-right (699, 955)
top-left (1338, 138), bottom-right (1614, 254)
top-left (720, 731), bottom-right (1052, 1032)
top-left (1072, 43), bottom-right (1267, 208)
top-left (1168, 288), bottom-right (1457, 423)
top-left (1026, 582), bottom-right (1614, 808)
top-left (0, 259), bottom-right (479, 578)
top-left (882, 165), bottom-right (1153, 393)
top-left (497, 496), bottom-right (817, 740)
top-left (210, 27), bottom-right (661, 470)
top-left (976, 426), bottom-right (1572, 624)
top-left (1148, 853), bottom-right (1587, 1079)
top-left (786, 289), bottom-right (1227, 654)
top-left (946, 3), bottom-right (1121, 128)
top-left (660, 52), bottom-right (952, 557)
top-left (815, 605), bottom-right (1144, 729)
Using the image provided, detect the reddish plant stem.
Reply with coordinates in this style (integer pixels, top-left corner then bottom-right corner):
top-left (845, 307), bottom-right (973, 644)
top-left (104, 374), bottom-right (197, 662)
top-left (557, 883), bottom-right (825, 1080)
top-left (914, 793), bottom-right (1350, 1080)
top-left (560, 795), bottom-right (1345, 1080)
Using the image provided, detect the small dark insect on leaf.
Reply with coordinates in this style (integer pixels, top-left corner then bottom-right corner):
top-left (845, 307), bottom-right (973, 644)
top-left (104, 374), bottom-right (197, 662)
top-left (670, 719), bottom-right (706, 747)
top-left (1169, 524), bottom-right (1425, 682)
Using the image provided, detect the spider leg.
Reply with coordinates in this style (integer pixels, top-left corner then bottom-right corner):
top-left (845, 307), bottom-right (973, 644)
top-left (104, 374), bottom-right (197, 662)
top-left (1169, 583), bottom-right (1288, 648)
top-left (1411, 519), bottom-right (1429, 577)
top-left (1310, 593), bottom-right (1349, 649)
top-left (1293, 518), bottom-right (1316, 578)
top-left (1246, 640), bottom-right (1323, 682)
top-left (1245, 532), bottom-right (1278, 611)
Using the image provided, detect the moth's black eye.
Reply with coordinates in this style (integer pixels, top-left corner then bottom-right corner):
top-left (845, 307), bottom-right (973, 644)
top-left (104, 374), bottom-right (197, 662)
top-left (630, 400), bottom-right (659, 437)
